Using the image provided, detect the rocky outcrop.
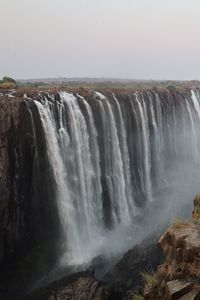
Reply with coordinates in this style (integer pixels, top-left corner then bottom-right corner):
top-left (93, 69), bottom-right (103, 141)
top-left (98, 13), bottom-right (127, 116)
top-left (18, 236), bottom-right (162, 300)
top-left (23, 271), bottom-right (105, 300)
top-left (104, 237), bottom-right (163, 294)
top-left (144, 195), bottom-right (200, 299)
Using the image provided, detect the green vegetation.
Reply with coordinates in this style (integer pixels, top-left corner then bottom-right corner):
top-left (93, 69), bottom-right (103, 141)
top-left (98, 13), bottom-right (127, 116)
top-left (0, 76), bottom-right (16, 84)
top-left (142, 272), bottom-right (157, 292)
top-left (0, 76), bottom-right (198, 93)
top-left (132, 292), bottom-right (144, 300)
top-left (16, 79), bottom-right (199, 92)
top-left (166, 84), bottom-right (176, 90)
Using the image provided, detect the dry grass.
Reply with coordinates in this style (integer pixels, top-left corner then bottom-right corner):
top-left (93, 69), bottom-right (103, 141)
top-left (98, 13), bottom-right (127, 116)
top-left (0, 82), bottom-right (16, 89)
top-left (171, 218), bottom-right (192, 230)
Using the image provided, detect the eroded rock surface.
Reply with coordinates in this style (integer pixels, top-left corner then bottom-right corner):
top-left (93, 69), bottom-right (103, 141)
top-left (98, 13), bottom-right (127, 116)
top-left (145, 195), bottom-right (200, 300)
top-left (23, 271), bottom-right (105, 300)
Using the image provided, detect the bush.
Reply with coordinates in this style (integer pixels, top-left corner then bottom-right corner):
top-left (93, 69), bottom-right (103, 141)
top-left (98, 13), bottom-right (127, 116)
top-left (2, 76), bottom-right (16, 84)
top-left (142, 272), bottom-right (157, 292)
top-left (0, 76), bottom-right (17, 88)
top-left (167, 84), bottom-right (176, 91)
top-left (132, 292), bottom-right (144, 300)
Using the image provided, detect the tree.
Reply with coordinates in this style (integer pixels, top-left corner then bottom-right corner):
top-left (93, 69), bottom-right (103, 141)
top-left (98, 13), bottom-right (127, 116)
top-left (2, 76), bottom-right (16, 84)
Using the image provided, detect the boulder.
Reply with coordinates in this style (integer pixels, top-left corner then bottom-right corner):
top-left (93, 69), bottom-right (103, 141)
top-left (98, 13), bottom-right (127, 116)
top-left (165, 280), bottom-right (193, 299)
top-left (23, 271), bottom-right (105, 300)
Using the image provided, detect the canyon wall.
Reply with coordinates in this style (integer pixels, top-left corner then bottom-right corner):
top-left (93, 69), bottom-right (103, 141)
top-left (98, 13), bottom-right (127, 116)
top-left (1, 88), bottom-right (200, 279)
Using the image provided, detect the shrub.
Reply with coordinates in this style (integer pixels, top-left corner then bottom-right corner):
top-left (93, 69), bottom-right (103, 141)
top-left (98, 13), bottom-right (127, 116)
top-left (132, 292), bottom-right (144, 300)
top-left (2, 76), bottom-right (16, 84)
top-left (142, 272), bottom-right (157, 292)
top-left (167, 84), bottom-right (176, 91)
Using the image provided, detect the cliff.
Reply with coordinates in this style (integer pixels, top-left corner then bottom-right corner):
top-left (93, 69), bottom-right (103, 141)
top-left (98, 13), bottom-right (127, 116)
top-left (0, 93), bottom-right (62, 299)
top-left (0, 96), bottom-right (24, 262)
top-left (0, 94), bottom-right (60, 261)
top-left (144, 194), bottom-right (200, 300)
top-left (1, 87), bottom-right (200, 299)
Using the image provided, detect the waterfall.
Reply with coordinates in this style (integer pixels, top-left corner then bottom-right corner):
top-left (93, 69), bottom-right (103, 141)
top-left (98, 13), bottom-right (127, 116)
top-left (185, 99), bottom-right (200, 162)
top-left (77, 94), bottom-right (103, 220)
top-left (29, 88), bottom-right (200, 265)
top-left (191, 89), bottom-right (200, 120)
top-left (112, 93), bottom-right (137, 215)
top-left (95, 92), bottom-right (131, 224)
top-left (34, 99), bottom-right (83, 262)
top-left (135, 93), bottom-right (152, 201)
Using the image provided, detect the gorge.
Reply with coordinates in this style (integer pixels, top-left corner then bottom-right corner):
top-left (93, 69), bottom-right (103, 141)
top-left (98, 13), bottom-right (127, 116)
top-left (1, 87), bottom-right (200, 299)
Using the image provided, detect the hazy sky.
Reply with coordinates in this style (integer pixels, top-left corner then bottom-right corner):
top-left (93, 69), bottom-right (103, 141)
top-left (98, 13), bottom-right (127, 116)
top-left (1, 0), bottom-right (200, 80)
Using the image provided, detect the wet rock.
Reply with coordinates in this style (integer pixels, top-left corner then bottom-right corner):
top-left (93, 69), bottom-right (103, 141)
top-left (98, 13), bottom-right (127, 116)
top-left (104, 236), bottom-right (163, 293)
top-left (23, 271), bottom-right (105, 300)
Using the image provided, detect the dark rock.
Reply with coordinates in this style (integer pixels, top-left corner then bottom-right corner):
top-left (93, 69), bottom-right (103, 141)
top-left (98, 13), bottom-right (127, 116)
top-left (23, 271), bottom-right (105, 300)
top-left (104, 236), bottom-right (163, 293)
top-left (165, 280), bottom-right (193, 299)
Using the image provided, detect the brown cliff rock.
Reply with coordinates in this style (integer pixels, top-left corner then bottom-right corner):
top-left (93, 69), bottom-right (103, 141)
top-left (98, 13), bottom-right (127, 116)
top-left (192, 194), bottom-right (200, 223)
top-left (144, 195), bottom-right (200, 300)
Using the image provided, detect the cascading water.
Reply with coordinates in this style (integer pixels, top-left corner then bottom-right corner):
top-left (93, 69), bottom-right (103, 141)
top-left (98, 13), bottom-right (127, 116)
top-left (27, 88), bottom-right (200, 266)
top-left (95, 92), bottom-right (133, 224)
top-left (34, 99), bottom-right (83, 262)
top-left (135, 93), bottom-right (152, 201)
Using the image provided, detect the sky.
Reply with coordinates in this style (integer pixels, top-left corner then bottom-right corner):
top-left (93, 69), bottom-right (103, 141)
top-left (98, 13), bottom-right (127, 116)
top-left (0, 0), bottom-right (200, 80)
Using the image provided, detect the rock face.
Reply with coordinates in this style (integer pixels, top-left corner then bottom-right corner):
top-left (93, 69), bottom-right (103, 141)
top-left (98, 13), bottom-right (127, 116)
top-left (192, 193), bottom-right (200, 223)
top-left (23, 271), bottom-right (105, 300)
top-left (0, 96), bottom-right (24, 263)
top-left (0, 95), bottom-right (60, 262)
top-left (0, 94), bottom-right (62, 300)
top-left (104, 238), bottom-right (163, 293)
top-left (144, 195), bottom-right (200, 300)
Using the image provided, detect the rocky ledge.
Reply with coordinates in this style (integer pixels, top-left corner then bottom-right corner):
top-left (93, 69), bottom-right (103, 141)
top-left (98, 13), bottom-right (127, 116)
top-left (145, 194), bottom-right (200, 300)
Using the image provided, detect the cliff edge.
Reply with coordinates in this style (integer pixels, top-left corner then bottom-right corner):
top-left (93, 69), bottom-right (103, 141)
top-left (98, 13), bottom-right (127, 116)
top-left (145, 194), bottom-right (200, 300)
